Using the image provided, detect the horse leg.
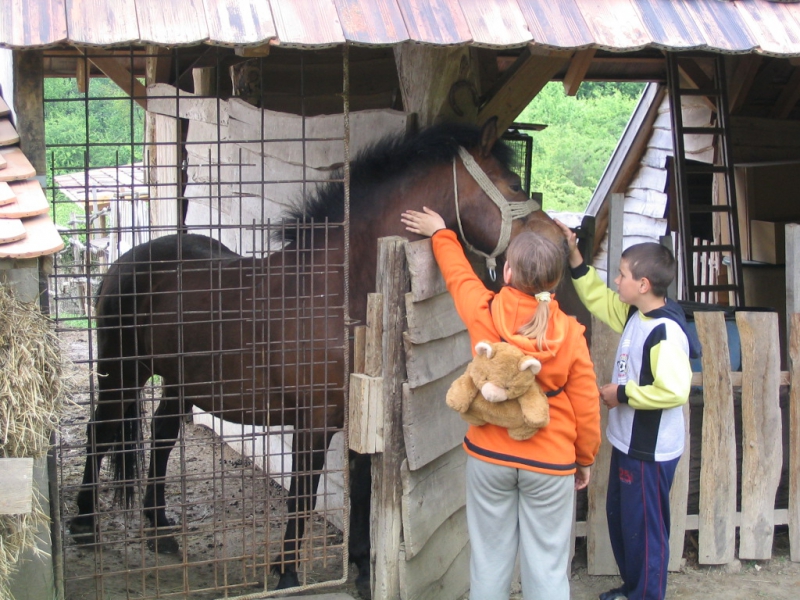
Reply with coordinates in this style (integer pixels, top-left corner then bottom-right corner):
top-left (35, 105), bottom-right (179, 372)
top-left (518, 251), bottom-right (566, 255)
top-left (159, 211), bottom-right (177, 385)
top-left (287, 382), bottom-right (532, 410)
top-left (70, 360), bottom-right (144, 543)
top-left (274, 429), bottom-right (328, 590)
top-left (349, 451), bottom-right (372, 600)
top-left (143, 393), bottom-right (183, 554)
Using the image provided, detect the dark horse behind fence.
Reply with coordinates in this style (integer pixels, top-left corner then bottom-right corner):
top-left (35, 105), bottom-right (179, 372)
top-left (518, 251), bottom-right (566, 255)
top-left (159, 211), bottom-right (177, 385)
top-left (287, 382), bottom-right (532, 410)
top-left (68, 118), bottom-right (540, 596)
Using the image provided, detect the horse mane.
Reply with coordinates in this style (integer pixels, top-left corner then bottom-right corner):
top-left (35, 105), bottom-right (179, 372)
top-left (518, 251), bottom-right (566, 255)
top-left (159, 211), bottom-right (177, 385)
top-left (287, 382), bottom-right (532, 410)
top-left (280, 122), bottom-right (516, 243)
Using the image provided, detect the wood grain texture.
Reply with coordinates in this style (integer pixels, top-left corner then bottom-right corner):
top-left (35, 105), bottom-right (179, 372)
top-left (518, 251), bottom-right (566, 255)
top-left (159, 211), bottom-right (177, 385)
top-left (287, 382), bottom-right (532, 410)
top-left (371, 236), bottom-right (409, 600)
top-left (403, 330), bottom-right (471, 389)
top-left (737, 312), bottom-right (783, 560)
top-left (65, 0), bottom-right (139, 45)
top-left (695, 311), bottom-right (737, 565)
top-left (0, 214), bottom-right (64, 258)
top-left (136, 0), bottom-right (208, 45)
top-left (0, 458), bottom-right (33, 515)
top-left (365, 293), bottom-right (383, 377)
top-left (333, 0), bottom-right (409, 45)
top-left (0, 148), bottom-right (36, 182)
top-left (395, 0), bottom-right (472, 45)
top-left (789, 313), bottom-right (800, 562)
top-left (0, 118), bottom-right (20, 146)
top-left (586, 316), bottom-right (620, 576)
top-left (203, 0), bottom-right (278, 45)
top-left (399, 507), bottom-right (469, 600)
top-left (517, 0), bottom-right (593, 48)
top-left (404, 291), bottom-right (465, 345)
top-left (270, 0), bottom-right (345, 46)
top-left (1, 0), bottom-right (67, 47)
top-left (400, 447), bottom-right (466, 559)
top-left (349, 373), bottom-right (384, 454)
top-left (405, 238), bottom-right (447, 302)
top-left (402, 378), bottom-right (467, 471)
top-left (668, 403), bottom-right (690, 572)
top-left (0, 179), bottom-right (49, 218)
top-left (734, 0), bottom-right (800, 56)
top-left (457, 0), bottom-right (531, 47)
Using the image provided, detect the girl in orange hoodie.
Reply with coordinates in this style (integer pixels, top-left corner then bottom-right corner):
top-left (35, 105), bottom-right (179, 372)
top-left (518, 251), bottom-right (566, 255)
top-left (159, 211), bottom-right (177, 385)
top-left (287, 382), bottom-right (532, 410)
top-left (402, 207), bottom-right (601, 600)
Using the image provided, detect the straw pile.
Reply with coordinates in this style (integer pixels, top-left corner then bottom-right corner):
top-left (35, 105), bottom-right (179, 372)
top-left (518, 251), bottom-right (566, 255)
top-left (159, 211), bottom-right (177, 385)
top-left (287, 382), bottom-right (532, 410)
top-left (0, 285), bottom-right (68, 598)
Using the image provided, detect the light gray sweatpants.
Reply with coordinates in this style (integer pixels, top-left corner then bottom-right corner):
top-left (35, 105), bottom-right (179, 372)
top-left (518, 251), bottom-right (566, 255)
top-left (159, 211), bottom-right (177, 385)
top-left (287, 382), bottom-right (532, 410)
top-left (466, 456), bottom-right (574, 600)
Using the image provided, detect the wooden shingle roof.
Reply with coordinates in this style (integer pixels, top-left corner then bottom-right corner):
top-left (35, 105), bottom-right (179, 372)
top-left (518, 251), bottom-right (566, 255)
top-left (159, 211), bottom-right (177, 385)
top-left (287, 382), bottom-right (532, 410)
top-left (4, 0), bottom-right (800, 55)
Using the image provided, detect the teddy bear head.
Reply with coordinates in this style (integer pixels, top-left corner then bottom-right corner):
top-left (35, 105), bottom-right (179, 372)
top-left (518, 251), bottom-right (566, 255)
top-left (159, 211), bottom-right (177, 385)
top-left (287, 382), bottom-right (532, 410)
top-left (468, 341), bottom-right (542, 403)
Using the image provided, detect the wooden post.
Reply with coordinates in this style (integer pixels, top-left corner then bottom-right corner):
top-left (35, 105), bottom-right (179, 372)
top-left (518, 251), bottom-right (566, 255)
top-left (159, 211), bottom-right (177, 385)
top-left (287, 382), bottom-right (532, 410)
top-left (695, 311), bottom-right (737, 564)
top-left (586, 316), bottom-right (620, 575)
top-left (789, 313), bottom-right (800, 563)
top-left (371, 237), bottom-right (410, 600)
top-left (607, 193), bottom-right (624, 289)
top-left (668, 402), bottom-right (691, 571)
top-left (12, 50), bottom-right (45, 175)
top-left (737, 311), bottom-right (783, 559)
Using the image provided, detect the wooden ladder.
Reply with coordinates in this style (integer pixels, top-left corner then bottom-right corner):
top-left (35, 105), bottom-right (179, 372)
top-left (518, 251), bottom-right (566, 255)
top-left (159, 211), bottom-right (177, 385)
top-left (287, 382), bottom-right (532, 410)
top-left (666, 53), bottom-right (745, 306)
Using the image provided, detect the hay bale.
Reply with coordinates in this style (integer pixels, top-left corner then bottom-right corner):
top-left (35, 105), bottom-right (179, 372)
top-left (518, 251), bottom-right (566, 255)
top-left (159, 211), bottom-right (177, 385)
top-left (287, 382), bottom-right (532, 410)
top-left (0, 285), bottom-right (68, 598)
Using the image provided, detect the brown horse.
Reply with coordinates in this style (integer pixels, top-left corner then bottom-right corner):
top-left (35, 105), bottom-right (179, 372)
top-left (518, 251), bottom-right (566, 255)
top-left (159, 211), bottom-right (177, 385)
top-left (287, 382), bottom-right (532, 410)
top-left (68, 118), bottom-right (537, 596)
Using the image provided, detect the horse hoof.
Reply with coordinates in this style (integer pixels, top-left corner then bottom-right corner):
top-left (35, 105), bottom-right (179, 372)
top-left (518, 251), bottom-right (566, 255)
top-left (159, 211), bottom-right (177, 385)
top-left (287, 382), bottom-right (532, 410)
top-left (275, 570), bottom-right (300, 590)
top-left (69, 516), bottom-right (97, 545)
top-left (355, 573), bottom-right (371, 600)
top-left (146, 534), bottom-right (180, 555)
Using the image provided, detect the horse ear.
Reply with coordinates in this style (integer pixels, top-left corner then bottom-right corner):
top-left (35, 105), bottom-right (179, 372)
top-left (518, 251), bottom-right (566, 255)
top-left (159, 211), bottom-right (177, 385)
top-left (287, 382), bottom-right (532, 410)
top-left (475, 341), bottom-right (494, 358)
top-left (479, 117), bottom-right (499, 158)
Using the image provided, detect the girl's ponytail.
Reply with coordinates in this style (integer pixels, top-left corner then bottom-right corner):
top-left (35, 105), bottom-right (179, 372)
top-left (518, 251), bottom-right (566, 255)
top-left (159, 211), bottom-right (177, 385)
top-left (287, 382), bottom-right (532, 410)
top-left (505, 231), bottom-right (566, 352)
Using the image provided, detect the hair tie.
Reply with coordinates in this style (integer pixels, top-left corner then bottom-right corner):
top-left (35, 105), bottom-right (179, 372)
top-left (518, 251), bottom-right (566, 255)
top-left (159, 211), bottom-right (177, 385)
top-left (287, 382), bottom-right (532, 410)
top-left (535, 291), bottom-right (551, 303)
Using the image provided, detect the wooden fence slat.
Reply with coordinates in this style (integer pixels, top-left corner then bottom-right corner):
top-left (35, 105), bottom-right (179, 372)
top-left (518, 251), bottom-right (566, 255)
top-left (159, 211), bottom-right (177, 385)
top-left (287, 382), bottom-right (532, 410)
top-left (405, 239), bottom-right (446, 302)
top-left (400, 448), bottom-right (466, 559)
top-left (398, 507), bottom-right (470, 600)
top-left (371, 237), bottom-right (410, 600)
top-left (0, 458), bottom-right (33, 515)
top-left (349, 374), bottom-right (384, 454)
top-left (402, 379), bottom-right (467, 471)
top-left (695, 311), bottom-right (737, 564)
top-left (365, 293), bottom-right (384, 377)
top-left (668, 403), bottom-right (691, 571)
top-left (788, 313), bottom-right (800, 562)
top-left (403, 330), bottom-right (471, 389)
top-left (737, 312), bottom-right (783, 559)
top-left (587, 317), bottom-right (620, 575)
top-left (404, 291), bottom-right (465, 344)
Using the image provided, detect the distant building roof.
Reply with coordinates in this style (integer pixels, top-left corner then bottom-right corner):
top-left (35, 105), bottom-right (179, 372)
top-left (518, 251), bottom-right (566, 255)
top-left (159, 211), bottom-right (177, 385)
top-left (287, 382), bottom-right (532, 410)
top-left (4, 1), bottom-right (800, 55)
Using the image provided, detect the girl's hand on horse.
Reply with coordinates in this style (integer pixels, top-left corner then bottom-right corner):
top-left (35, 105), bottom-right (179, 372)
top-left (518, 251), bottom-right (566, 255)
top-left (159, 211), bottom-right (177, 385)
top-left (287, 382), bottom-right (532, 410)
top-left (401, 207), bottom-right (446, 238)
top-left (554, 219), bottom-right (583, 269)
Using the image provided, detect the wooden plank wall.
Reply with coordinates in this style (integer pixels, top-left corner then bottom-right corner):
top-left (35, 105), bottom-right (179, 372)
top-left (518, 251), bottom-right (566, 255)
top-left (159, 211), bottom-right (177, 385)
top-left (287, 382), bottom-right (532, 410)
top-left (378, 238), bottom-right (800, 599)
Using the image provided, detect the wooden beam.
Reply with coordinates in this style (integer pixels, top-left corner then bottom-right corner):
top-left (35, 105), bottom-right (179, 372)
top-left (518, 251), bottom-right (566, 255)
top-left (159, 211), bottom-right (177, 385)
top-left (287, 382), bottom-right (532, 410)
top-left (728, 55), bottom-right (762, 115)
top-left (478, 45), bottom-right (571, 133)
top-left (677, 57), bottom-right (717, 112)
top-left (771, 67), bottom-right (800, 120)
top-left (76, 54), bottom-right (88, 94)
top-left (235, 44), bottom-right (271, 57)
top-left (145, 44), bottom-right (173, 86)
top-left (81, 48), bottom-right (147, 109)
top-left (563, 48), bottom-right (596, 96)
top-left (12, 50), bottom-right (46, 175)
top-left (788, 312), bottom-right (800, 563)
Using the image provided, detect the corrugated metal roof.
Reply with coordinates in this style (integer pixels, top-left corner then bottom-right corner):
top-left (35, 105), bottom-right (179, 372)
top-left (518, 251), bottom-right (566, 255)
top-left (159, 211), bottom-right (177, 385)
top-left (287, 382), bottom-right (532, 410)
top-left (4, 0), bottom-right (800, 55)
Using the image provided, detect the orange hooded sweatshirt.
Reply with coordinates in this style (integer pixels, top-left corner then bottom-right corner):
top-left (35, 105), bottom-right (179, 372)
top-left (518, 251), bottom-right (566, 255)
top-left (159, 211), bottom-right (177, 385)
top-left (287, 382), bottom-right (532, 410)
top-left (432, 230), bottom-right (601, 475)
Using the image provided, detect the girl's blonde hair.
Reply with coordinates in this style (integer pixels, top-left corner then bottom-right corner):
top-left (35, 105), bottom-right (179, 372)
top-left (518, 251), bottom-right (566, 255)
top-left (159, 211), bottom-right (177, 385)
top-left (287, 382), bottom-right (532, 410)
top-left (504, 231), bottom-right (566, 351)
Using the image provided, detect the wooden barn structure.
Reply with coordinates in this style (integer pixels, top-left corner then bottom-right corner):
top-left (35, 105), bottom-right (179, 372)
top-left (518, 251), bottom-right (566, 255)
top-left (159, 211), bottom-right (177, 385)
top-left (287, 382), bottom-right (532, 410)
top-left (2, 1), bottom-right (800, 599)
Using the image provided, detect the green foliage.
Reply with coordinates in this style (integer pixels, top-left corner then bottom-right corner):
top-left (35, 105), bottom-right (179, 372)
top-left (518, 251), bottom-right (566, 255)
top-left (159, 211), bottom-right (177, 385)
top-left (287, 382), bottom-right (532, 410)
top-left (44, 78), bottom-right (145, 228)
top-left (517, 81), bottom-right (645, 213)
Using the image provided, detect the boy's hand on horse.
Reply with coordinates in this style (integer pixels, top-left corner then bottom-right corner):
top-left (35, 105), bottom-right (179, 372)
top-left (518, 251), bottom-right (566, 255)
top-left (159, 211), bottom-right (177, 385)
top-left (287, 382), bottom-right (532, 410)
top-left (402, 207), bottom-right (446, 238)
top-left (554, 219), bottom-right (583, 269)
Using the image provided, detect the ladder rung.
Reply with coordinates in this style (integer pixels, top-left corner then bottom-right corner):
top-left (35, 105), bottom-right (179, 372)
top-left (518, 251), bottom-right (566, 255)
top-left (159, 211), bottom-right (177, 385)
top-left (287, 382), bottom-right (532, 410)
top-left (688, 204), bottom-right (732, 214)
top-left (689, 244), bottom-right (735, 253)
top-left (681, 126), bottom-right (725, 135)
top-left (691, 284), bottom-right (742, 293)
top-left (685, 164), bottom-right (728, 174)
top-left (677, 87), bottom-right (721, 97)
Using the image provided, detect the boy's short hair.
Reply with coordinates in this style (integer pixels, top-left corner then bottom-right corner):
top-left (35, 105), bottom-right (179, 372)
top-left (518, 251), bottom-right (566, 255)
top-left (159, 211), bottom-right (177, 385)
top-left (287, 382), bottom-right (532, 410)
top-left (621, 242), bottom-right (675, 297)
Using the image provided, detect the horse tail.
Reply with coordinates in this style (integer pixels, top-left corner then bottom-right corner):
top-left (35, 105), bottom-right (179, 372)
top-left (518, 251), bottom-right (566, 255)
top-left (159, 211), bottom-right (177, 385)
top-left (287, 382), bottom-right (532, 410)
top-left (111, 400), bottom-right (144, 508)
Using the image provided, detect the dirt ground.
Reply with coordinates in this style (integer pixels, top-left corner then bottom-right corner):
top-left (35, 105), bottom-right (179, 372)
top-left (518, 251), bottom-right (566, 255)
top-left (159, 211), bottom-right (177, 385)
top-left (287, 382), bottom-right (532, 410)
top-left (55, 328), bottom-right (799, 600)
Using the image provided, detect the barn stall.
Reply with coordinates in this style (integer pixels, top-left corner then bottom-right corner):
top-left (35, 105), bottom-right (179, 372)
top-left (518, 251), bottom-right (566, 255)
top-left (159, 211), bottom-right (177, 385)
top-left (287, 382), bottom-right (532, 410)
top-left (3, 1), bottom-right (800, 599)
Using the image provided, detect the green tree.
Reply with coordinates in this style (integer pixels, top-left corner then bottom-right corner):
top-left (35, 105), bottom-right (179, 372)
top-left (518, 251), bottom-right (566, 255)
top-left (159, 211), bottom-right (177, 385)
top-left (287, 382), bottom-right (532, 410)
top-left (517, 81), bottom-right (645, 212)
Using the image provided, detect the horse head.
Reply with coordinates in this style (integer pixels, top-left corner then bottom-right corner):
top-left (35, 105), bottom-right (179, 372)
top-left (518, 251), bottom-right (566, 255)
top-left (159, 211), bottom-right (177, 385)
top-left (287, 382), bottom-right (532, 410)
top-left (450, 118), bottom-right (539, 279)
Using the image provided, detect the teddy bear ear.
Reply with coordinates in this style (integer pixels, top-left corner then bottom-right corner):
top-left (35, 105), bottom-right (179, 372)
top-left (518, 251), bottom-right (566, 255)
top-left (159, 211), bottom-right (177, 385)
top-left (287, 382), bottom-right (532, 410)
top-left (520, 357), bottom-right (542, 375)
top-left (475, 341), bottom-right (494, 358)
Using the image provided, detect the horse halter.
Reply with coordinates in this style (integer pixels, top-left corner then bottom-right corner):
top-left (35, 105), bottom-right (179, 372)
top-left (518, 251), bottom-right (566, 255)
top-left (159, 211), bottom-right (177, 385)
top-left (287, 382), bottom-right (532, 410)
top-left (453, 146), bottom-right (540, 280)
